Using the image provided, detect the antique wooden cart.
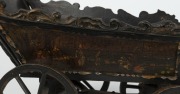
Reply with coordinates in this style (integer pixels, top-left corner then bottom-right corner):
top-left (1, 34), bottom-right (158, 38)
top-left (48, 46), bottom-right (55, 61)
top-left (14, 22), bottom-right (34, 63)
top-left (1, 0), bottom-right (180, 94)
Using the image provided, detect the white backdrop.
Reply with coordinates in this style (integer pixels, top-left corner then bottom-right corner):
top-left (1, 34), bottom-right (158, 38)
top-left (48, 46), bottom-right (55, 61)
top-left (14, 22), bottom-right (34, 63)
top-left (0, 0), bottom-right (180, 93)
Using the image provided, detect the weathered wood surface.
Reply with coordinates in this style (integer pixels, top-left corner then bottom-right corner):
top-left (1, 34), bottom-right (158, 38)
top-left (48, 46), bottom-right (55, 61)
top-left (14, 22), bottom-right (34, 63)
top-left (1, 0), bottom-right (180, 34)
top-left (25, 0), bottom-right (179, 25)
top-left (0, 23), bottom-right (178, 79)
top-left (0, 0), bottom-right (180, 79)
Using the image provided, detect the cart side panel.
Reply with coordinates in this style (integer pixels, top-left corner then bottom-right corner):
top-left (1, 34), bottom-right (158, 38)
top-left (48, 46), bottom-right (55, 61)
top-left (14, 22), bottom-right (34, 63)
top-left (1, 24), bottom-right (178, 78)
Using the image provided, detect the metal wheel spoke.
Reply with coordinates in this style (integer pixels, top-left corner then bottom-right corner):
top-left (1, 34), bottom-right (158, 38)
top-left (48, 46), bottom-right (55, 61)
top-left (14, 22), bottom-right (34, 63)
top-left (38, 73), bottom-right (48, 94)
top-left (82, 80), bottom-right (94, 90)
top-left (120, 82), bottom-right (127, 94)
top-left (120, 82), bottom-right (141, 94)
top-left (0, 65), bottom-right (77, 94)
top-left (100, 81), bottom-right (110, 91)
top-left (72, 80), bottom-right (88, 90)
top-left (15, 76), bottom-right (31, 94)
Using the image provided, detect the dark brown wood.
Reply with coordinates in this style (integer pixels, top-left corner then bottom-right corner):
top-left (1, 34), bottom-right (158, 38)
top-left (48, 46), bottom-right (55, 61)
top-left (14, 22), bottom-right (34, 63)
top-left (0, 0), bottom-right (29, 14)
top-left (0, 23), bottom-right (178, 79)
top-left (1, 1), bottom-right (180, 93)
top-left (25, 0), bottom-right (179, 26)
top-left (1, 0), bottom-right (180, 34)
top-left (0, 0), bottom-right (180, 80)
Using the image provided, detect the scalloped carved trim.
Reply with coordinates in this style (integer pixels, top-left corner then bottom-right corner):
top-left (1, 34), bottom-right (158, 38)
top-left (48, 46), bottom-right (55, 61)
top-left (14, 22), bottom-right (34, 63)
top-left (0, 0), bottom-right (180, 35)
top-left (25, 0), bottom-right (179, 24)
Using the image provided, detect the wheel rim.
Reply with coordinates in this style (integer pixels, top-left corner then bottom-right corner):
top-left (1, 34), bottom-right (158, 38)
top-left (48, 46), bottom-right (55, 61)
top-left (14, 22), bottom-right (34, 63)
top-left (153, 85), bottom-right (180, 94)
top-left (0, 64), bottom-right (78, 94)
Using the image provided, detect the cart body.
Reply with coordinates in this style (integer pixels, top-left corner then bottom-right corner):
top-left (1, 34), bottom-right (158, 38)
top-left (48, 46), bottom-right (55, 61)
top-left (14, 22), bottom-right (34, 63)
top-left (0, 0), bottom-right (180, 84)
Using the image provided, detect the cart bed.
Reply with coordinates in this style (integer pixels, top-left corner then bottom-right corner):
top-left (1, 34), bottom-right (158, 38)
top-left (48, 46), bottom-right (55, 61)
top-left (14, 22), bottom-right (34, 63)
top-left (0, 0), bottom-right (180, 81)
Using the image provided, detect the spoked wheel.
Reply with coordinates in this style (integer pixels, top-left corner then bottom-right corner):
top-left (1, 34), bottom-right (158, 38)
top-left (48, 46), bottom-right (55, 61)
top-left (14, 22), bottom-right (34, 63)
top-left (153, 85), bottom-right (180, 94)
top-left (0, 64), bottom-right (78, 94)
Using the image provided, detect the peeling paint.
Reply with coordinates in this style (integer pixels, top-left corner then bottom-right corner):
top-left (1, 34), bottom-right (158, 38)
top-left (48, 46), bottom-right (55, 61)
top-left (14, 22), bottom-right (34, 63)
top-left (134, 65), bottom-right (145, 73)
top-left (0, 25), bottom-right (25, 65)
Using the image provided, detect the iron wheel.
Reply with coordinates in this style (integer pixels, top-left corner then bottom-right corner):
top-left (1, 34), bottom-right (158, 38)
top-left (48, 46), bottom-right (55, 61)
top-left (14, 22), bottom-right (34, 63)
top-left (0, 64), bottom-right (78, 94)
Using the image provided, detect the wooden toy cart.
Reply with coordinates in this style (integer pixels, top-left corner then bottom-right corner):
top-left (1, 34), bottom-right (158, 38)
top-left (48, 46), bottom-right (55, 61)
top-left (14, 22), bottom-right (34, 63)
top-left (0, 0), bottom-right (180, 94)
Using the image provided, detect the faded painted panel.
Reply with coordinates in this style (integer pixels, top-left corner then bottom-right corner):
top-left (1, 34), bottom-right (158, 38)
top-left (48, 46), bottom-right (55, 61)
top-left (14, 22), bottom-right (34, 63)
top-left (2, 24), bottom-right (178, 78)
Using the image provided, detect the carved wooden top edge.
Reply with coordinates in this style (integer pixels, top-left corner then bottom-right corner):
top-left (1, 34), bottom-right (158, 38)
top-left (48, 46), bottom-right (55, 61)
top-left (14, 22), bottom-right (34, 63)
top-left (26, 0), bottom-right (179, 23)
top-left (0, 0), bottom-right (180, 35)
